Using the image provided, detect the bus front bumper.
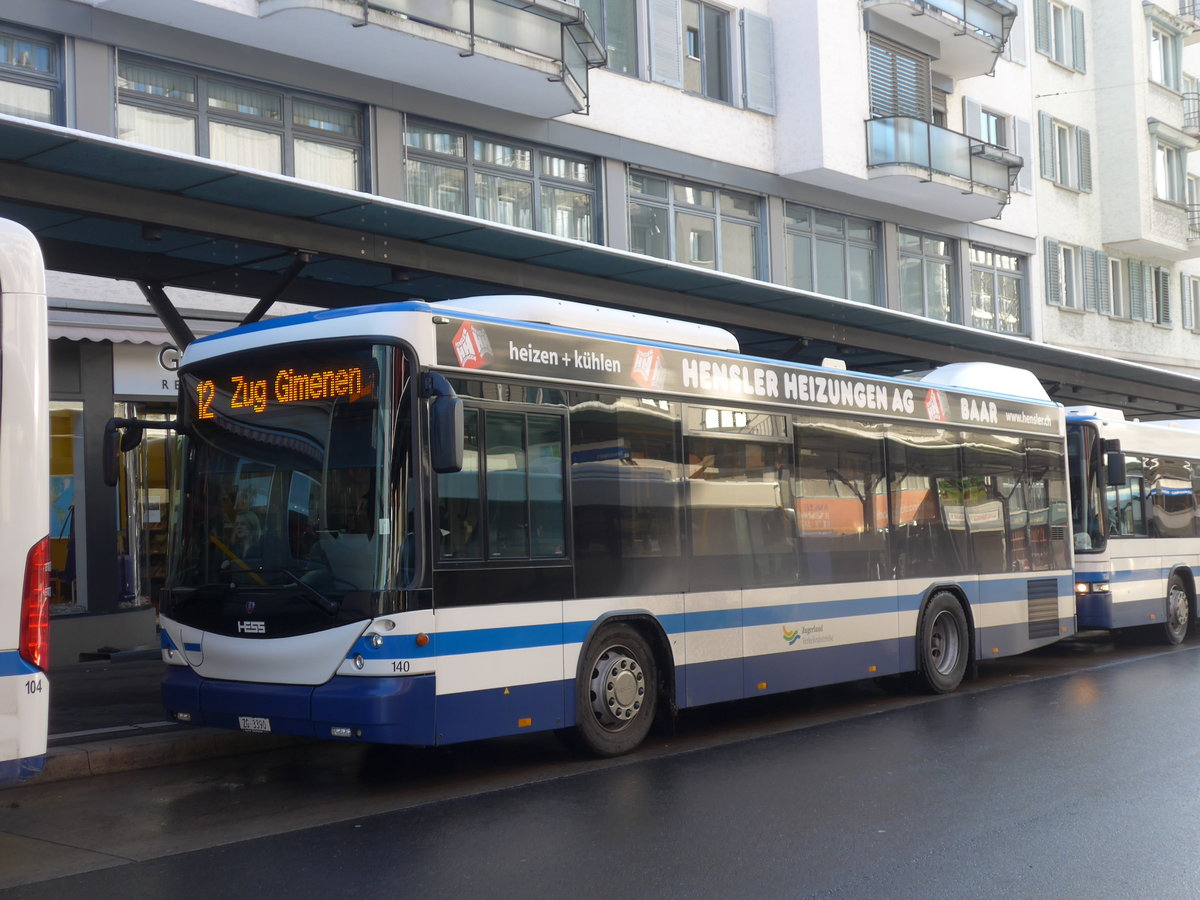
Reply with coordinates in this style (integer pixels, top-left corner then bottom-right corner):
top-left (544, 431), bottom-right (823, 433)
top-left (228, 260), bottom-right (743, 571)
top-left (162, 666), bottom-right (436, 745)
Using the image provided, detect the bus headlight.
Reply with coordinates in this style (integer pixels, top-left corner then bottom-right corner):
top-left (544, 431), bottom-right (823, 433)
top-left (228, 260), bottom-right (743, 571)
top-left (1075, 581), bottom-right (1110, 594)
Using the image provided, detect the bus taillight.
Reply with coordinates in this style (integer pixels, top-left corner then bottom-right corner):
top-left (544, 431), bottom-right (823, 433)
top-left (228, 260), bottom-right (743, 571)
top-left (20, 536), bottom-right (51, 672)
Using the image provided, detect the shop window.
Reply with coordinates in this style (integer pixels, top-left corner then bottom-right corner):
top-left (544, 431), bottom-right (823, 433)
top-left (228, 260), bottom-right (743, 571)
top-left (117, 54), bottom-right (363, 190)
top-left (0, 25), bottom-right (59, 122)
top-left (405, 120), bottom-right (596, 242)
top-left (628, 170), bottom-right (761, 278)
top-left (899, 228), bottom-right (956, 322)
top-left (49, 403), bottom-right (84, 614)
top-left (785, 203), bottom-right (879, 304)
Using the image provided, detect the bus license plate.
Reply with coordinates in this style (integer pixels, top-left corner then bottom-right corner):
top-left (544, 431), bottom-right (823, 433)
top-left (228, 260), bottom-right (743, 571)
top-left (238, 716), bottom-right (271, 733)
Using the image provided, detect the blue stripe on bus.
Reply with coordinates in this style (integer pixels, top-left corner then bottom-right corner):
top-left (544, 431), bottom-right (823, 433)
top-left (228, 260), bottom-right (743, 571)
top-left (347, 575), bottom-right (1067, 661)
top-left (0, 754), bottom-right (46, 787)
top-left (0, 650), bottom-right (40, 677)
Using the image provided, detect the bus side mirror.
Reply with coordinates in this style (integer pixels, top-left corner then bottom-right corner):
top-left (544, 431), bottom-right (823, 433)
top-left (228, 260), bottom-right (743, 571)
top-left (1105, 452), bottom-right (1127, 487)
top-left (430, 395), bottom-right (463, 474)
top-left (102, 418), bottom-right (144, 487)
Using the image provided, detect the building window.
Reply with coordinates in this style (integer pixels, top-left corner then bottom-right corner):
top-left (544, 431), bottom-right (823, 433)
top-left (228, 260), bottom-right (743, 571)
top-left (681, 0), bottom-right (730, 103)
top-left (1153, 266), bottom-right (1172, 325)
top-left (1156, 140), bottom-right (1186, 204)
top-left (899, 229), bottom-right (955, 322)
top-left (1123, 259), bottom-right (1171, 324)
top-left (868, 34), bottom-right (931, 121)
top-left (117, 56), bottom-right (363, 190)
top-left (1150, 22), bottom-right (1182, 91)
top-left (1107, 257), bottom-right (1125, 318)
top-left (628, 171), bottom-right (761, 278)
top-left (969, 246), bottom-right (1026, 334)
top-left (1060, 244), bottom-right (1080, 309)
top-left (405, 121), bottom-right (596, 242)
top-left (978, 107), bottom-right (1007, 147)
top-left (1184, 274), bottom-right (1200, 331)
top-left (1045, 238), bottom-right (1083, 310)
top-left (784, 203), bottom-right (879, 304)
top-left (1034, 0), bottom-right (1085, 72)
top-left (0, 26), bottom-right (59, 123)
top-left (1038, 113), bottom-right (1091, 191)
top-left (580, 0), bottom-right (639, 77)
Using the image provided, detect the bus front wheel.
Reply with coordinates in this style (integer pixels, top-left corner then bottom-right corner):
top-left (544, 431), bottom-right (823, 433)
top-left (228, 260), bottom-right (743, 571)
top-left (575, 624), bottom-right (658, 757)
top-left (915, 592), bottom-right (969, 694)
top-left (1161, 575), bottom-right (1191, 646)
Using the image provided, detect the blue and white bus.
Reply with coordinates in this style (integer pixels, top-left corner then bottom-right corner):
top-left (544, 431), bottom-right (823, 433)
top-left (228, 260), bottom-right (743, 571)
top-left (145, 296), bottom-right (1073, 756)
top-left (0, 218), bottom-right (50, 785)
top-left (1068, 407), bottom-right (1200, 644)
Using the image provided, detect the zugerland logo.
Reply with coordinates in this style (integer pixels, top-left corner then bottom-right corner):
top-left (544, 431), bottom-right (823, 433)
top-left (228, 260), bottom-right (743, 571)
top-left (237, 620), bottom-right (266, 634)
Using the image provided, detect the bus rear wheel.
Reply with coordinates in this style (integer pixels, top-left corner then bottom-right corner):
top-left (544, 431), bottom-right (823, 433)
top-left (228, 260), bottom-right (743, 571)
top-left (1161, 576), bottom-right (1191, 646)
top-left (575, 623), bottom-right (658, 757)
top-left (915, 592), bottom-right (969, 694)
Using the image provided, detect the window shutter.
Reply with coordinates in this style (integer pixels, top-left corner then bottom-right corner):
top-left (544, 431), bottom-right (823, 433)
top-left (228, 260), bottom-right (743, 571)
top-left (1129, 259), bottom-right (1145, 320)
top-left (1015, 117), bottom-right (1033, 193)
top-left (1097, 251), bottom-right (1112, 315)
top-left (1044, 237), bottom-right (1061, 306)
top-left (963, 97), bottom-right (982, 139)
top-left (1076, 127), bottom-right (1092, 192)
top-left (1082, 248), bottom-right (1097, 311)
top-left (1158, 267), bottom-right (1172, 325)
top-left (1071, 6), bottom-right (1086, 73)
top-left (1182, 273), bottom-right (1194, 330)
top-left (1008, 0), bottom-right (1028, 64)
top-left (648, 0), bottom-right (682, 89)
top-left (1033, 0), bottom-right (1051, 57)
top-left (868, 35), bottom-right (931, 120)
top-left (1145, 263), bottom-right (1158, 322)
top-left (1039, 111), bottom-right (1056, 181)
top-left (741, 10), bottom-right (776, 115)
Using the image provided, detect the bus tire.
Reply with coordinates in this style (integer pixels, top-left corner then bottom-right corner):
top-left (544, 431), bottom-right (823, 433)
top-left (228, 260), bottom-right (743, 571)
top-left (915, 591), bottom-right (969, 694)
top-left (575, 623), bottom-right (658, 757)
top-left (1161, 575), bottom-right (1191, 646)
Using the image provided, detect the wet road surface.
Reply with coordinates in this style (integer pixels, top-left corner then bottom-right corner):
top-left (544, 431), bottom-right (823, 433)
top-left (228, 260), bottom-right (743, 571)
top-left (3, 631), bottom-right (1199, 898)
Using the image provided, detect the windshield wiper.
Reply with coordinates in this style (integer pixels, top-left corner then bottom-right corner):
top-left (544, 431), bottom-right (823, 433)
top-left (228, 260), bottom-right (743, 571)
top-left (277, 567), bottom-right (342, 615)
top-left (230, 566), bottom-right (342, 615)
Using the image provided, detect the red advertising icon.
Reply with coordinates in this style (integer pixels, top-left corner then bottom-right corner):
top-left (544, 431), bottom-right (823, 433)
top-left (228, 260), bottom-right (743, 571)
top-left (630, 346), bottom-right (664, 390)
top-left (924, 388), bottom-right (947, 422)
top-left (452, 322), bottom-right (493, 370)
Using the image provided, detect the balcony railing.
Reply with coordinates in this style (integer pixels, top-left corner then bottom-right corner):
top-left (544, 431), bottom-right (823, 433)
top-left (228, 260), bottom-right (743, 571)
top-left (1186, 93), bottom-right (1200, 135)
top-left (262, 0), bottom-right (604, 114)
top-left (915, 0), bottom-right (1015, 43)
top-left (1189, 203), bottom-right (1200, 241)
top-left (867, 116), bottom-right (1021, 196)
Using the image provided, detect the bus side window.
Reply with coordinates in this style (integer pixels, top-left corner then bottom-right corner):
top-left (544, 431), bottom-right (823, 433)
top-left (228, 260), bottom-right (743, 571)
top-left (438, 408), bottom-right (482, 560)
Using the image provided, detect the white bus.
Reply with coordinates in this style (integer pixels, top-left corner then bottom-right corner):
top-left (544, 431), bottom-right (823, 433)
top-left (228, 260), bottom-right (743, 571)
top-left (0, 218), bottom-right (50, 785)
top-left (1068, 406), bottom-right (1200, 644)
top-left (129, 296), bottom-right (1073, 756)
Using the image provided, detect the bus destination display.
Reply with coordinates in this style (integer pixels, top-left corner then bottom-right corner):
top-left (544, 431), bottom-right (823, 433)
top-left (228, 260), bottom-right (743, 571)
top-left (193, 360), bottom-right (376, 420)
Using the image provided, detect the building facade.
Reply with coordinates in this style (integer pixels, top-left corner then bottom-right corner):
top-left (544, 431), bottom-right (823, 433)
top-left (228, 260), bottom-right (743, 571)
top-left (2, 0), bottom-right (1199, 657)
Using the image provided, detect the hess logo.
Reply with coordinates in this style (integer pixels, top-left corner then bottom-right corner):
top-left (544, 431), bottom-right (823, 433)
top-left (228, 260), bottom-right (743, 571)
top-left (237, 620), bottom-right (266, 634)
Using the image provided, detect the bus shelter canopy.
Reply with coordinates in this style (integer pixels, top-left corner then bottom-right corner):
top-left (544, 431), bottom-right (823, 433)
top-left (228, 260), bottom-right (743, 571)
top-left (1, 114), bottom-right (1197, 419)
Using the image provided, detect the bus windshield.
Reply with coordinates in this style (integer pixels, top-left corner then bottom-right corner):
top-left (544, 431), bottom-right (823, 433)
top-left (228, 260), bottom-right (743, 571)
top-left (1067, 422), bottom-right (1105, 553)
top-left (164, 343), bottom-right (412, 637)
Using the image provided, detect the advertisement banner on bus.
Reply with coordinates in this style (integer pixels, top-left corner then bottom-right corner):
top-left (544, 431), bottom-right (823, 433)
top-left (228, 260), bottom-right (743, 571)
top-left (435, 318), bottom-right (1061, 437)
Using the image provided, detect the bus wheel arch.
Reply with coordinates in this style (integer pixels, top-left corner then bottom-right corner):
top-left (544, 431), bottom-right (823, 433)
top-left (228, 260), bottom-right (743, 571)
top-left (913, 588), bottom-right (973, 694)
top-left (1162, 570), bottom-right (1193, 646)
top-left (572, 616), bottom-right (670, 757)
